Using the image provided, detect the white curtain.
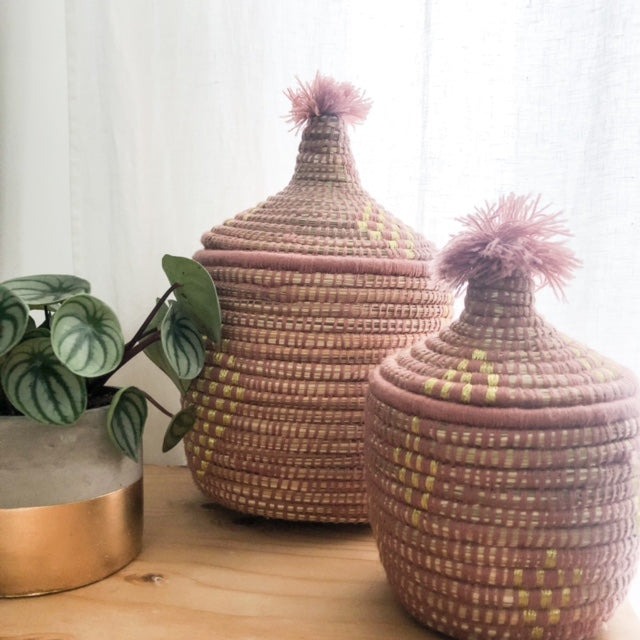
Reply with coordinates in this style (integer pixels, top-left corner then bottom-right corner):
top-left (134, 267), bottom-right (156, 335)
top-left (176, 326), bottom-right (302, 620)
top-left (1, 0), bottom-right (639, 466)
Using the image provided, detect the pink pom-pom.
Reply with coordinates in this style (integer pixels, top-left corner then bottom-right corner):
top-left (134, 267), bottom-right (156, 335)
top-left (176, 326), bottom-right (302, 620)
top-left (435, 194), bottom-right (581, 298)
top-left (284, 72), bottom-right (372, 132)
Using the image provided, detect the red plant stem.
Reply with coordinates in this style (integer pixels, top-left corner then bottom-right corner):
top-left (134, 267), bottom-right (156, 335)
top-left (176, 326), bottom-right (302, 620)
top-left (87, 282), bottom-right (181, 396)
top-left (137, 388), bottom-right (173, 418)
top-left (43, 305), bottom-right (52, 329)
top-left (124, 282), bottom-right (181, 351)
top-left (87, 329), bottom-right (162, 395)
top-left (119, 330), bottom-right (161, 367)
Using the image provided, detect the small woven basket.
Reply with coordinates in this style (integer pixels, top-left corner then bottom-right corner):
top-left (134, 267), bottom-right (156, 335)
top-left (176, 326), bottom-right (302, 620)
top-left (184, 74), bottom-right (452, 523)
top-left (364, 195), bottom-right (640, 639)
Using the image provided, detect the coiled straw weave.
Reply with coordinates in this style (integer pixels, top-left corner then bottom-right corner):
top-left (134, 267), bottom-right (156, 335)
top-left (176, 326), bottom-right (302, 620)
top-left (364, 195), bottom-right (640, 639)
top-left (184, 74), bottom-right (452, 522)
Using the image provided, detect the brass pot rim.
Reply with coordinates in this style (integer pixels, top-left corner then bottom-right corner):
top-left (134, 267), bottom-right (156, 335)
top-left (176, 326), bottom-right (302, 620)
top-left (0, 478), bottom-right (143, 597)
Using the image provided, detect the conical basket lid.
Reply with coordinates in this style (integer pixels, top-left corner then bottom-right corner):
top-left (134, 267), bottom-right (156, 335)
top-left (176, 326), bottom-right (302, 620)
top-left (370, 194), bottom-right (639, 427)
top-left (198, 73), bottom-right (437, 274)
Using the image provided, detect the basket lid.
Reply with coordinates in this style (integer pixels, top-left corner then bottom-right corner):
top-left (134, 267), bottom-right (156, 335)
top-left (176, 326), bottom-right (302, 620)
top-left (198, 73), bottom-right (437, 275)
top-left (369, 194), bottom-right (639, 426)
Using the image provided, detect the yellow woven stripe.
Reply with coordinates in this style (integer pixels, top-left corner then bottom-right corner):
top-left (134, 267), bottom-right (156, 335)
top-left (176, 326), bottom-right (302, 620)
top-left (472, 349), bottom-right (487, 360)
top-left (548, 609), bottom-right (561, 625)
top-left (461, 383), bottom-right (473, 403)
top-left (545, 549), bottom-right (558, 569)
top-left (480, 361), bottom-right (494, 374)
top-left (518, 590), bottom-right (530, 607)
top-left (424, 378), bottom-right (437, 395)
top-left (579, 357), bottom-right (592, 370)
top-left (531, 628), bottom-right (544, 640)
top-left (513, 569), bottom-right (523, 587)
top-left (440, 382), bottom-right (452, 399)
top-left (540, 589), bottom-right (552, 608)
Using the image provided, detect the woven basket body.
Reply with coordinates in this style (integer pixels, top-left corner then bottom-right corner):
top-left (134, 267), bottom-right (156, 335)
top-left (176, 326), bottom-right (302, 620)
top-left (185, 111), bottom-right (452, 522)
top-left (365, 273), bottom-right (640, 639)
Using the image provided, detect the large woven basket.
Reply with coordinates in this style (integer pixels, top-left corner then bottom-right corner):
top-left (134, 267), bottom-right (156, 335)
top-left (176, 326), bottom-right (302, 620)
top-left (364, 195), bottom-right (640, 639)
top-left (184, 75), bottom-right (452, 522)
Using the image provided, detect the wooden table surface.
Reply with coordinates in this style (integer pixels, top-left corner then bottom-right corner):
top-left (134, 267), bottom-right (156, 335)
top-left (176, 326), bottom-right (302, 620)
top-left (1, 465), bottom-right (638, 639)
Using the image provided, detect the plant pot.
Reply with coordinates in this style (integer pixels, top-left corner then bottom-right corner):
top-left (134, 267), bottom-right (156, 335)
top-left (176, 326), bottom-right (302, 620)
top-left (0, 404), bottom-right (143, 597)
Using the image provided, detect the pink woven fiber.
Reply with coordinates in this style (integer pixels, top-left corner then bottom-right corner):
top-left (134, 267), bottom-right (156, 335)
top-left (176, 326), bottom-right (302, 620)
top-left (364, 195), bottom-right (640, 639)
top-left (185, 74), bottom-right (452, 523)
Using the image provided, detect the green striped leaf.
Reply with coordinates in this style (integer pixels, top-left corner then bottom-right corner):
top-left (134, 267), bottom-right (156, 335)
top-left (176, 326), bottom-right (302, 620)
top-left (106, 386), bottom-right (147, 461)
top-left (1, 274), bottom-right (90, 307)
top-left (0, 285), bottom-right (30, 357)
top-left (162, 405), bottom-right (196, 452)
top-left (0, 337), bottom-right (87, 424)
top-left (162, 255), bottom-right (221, 344)
top-left (24, 315), bottom-right (37, 334)
top-left (161, 301), bottom-right (205, 380)
top-left (24, 326), bottom-right (50, 340)
top-left (51, 294), bottom-right (125, 377)
top-left (143, 302), bottom-right (191, 394)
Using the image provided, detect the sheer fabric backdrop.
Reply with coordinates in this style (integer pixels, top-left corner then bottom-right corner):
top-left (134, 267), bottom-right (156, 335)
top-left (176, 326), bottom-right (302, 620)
top-left (1, 0), bottom-right (638, 470)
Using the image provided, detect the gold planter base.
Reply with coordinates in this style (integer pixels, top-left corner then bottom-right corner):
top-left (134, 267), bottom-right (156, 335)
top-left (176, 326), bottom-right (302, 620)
top-left (0, 479), bottom-right (143, 597)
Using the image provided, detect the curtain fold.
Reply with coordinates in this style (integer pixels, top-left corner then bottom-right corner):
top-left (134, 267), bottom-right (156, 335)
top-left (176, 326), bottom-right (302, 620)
top-left (1, 0), bottom-right (638, 466)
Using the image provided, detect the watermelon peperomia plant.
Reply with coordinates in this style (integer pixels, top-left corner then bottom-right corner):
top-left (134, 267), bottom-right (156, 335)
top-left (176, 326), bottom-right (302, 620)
top-left (0, 254), bottom-right (221, 461)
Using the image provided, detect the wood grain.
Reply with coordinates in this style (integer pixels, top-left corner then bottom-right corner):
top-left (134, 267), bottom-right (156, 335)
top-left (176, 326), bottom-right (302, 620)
top-left (0, 465), bottom-right (638, 639)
